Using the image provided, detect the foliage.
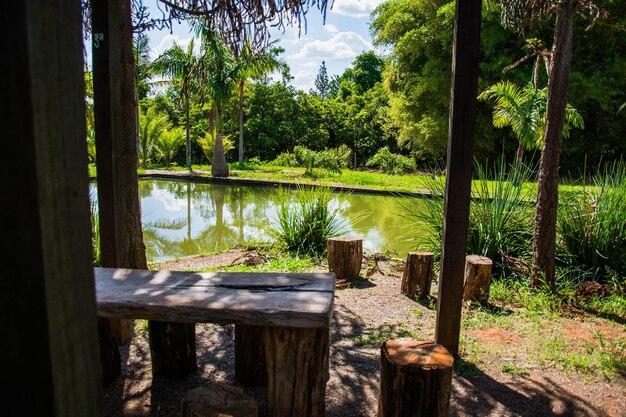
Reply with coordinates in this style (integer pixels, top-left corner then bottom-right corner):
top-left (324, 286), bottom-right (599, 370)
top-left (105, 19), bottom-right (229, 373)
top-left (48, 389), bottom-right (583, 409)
top-left (292, 146), bottom-right (349, 176)
top-left (313, 60), bottom-right (330, 98)
top-left (272, 152), bottom-right (298, 167)
top-left (155, 127), bottom-right (185, 166)
top-left (366, 147), bottom-right (416, 174)
top-left (270, 185), bottom-right (347, 255)
top-left (558, 160), bottom-right (626, 282)
top-left (479, 81), bottom-right (584, 151)
top-left (401, 157), bottom-right (535, 274)
top-left (139, 106), bottom-right (172, 167)
top-left (90, 196), bottom-right (100, 267)
top-left (197, 129), bottom-right (235, 164)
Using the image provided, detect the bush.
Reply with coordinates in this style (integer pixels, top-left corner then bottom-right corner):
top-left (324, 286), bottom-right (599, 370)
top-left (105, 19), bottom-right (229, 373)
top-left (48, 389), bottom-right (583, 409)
top-left (559, 160), bottom-right (626, 283)
top-left (274, 146), bottom-right (351, 175)
top-left (270, 185), bottom-right (347, 255)
top-left (197, 129), bottom-right (235, 164)
top-left (272, 151), bottom-right (298, 167)
top-left (366, 147), bottom-right (416, 175)
top-left (400, 157), bottom-right (535, 276)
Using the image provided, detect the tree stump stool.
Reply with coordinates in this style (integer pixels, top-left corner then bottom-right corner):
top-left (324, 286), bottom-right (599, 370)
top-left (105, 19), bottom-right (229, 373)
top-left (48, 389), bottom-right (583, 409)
top-left (379, 339), bottom-right (454, 417)
top-left (235, 324), bottom-right (267, 386)
top-left (327, 236), bottom-right (363, 288)
top-left (181, 384), bottom-right (258, 417)
top-left (463, 255), bottom-right (493, 305)
top-left (401, 252), bottom-right (434, 300)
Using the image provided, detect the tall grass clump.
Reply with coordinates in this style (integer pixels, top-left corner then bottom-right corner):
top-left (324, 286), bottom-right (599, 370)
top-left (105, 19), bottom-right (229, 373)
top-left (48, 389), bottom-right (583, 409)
top-left (90, 197), bottom-right (101, 266)
top-left (559, 160), bottom-right (626, 284)
top-left (401, 157), bottom-right (535, 275)
top-left (270, 185), bottom-right (347, 256)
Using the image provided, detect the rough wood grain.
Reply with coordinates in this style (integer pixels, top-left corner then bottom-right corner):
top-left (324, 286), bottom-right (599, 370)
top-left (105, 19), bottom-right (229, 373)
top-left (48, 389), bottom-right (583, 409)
top-left (148, 321), bottom-right (197, 378)
top-left (327, 237), bottom-right (363, 286)
top-left (182, 385), bottom-right (258, 417)
top-left (94, 268), bottom-right (335, 328)
top-left (379, 339), bottom-right (453, 417)
top-left (401, 252), bottom-right (434, 300)
top-left (235, 325), bottom-right (267, 386)
top-left (264, 327), bottom-right (329, 417)
top-left (463, 255), bottom-right (493, 305)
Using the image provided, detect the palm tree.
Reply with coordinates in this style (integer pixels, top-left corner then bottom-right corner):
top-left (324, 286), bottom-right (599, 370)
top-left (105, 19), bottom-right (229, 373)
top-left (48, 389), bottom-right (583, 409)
top-left (153, 39), bottom-right (202, 171)
top-left (478, 81), bottom-right (583, 162)
top-left (233, 42), bottom-right (285, 164)
top-left (191, 26), bottom-right (238, 177)
top-left (155, 127), bottom-right (185, 167)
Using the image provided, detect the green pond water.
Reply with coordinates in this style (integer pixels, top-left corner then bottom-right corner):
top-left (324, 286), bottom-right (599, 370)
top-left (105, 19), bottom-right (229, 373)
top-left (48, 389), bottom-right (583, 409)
top-left (136, 179), bottom-right (428, 262)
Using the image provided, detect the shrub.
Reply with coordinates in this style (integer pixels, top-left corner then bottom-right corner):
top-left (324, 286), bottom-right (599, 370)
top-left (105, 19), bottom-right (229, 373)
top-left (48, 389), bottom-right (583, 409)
top-left (155, 127), bottom-right (185, 167)
top-left (366, 147), bottom-right (416, 175)
top-left (197, 129), bottom-right (235, 164)
top-left (272, 151), bottom-right (298, 167)
top-left (270, 185), bottom-right (347, 255)
top-left (273, 146), bottom-right (350, 176)
top-left (559, 160), bottom-right (626, 283)
top-left (400, 157), bottom-right (535, 276)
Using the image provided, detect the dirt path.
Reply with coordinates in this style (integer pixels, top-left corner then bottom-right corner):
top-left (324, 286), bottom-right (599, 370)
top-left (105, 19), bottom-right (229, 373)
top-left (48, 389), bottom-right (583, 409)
top-left (103, 253), bottom-right (626, 416)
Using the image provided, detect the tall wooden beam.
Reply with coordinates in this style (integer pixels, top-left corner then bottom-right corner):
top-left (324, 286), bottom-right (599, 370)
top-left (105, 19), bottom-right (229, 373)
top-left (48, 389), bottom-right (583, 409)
top-left (435, 0), bottom-right (482, 355)
top-left (0, 0), bottom-right (102, 415)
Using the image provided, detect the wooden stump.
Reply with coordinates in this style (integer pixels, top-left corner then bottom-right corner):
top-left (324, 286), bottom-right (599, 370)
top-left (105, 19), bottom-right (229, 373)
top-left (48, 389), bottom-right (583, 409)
top-left (379, 339), bottom-right (454, 417)
top-left (264, 327), bottom-right (329, 417)
top-left (235, 324), bottom-right (267, 386)
top-left (463, 255), bottom-right (493, 305)
top-left (181, 384), bottom-right (258, 417)
top-left (109, 318), bottom-right (132, 345)
top-left (401, 252), bottom-right (434, 300)
top-left (327, 236), bottom-right (363, 287)
top-left (148, 321), bottom-right (197, 378)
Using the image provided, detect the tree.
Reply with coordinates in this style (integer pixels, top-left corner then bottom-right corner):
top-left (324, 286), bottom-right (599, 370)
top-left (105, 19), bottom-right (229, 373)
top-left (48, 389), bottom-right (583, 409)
top-left (497, 0), bottom-right (606, 290)
top-left (139, 106), bottom-right (172, 167)
top-left (233, 43), bottom-right (285, 164)
top-left (313, 61), bottom-right (330, 99)
top-left (478, 81), bottom-right (583, 162)
top-left (153, 39), bottom-right (201, 171)
top-left (133, 32), bottom-right (153, 100)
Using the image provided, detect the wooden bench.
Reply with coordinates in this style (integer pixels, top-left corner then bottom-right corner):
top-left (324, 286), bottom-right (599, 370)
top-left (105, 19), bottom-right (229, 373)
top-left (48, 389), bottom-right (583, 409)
top-left (95, 267), bottom-right (335, 417)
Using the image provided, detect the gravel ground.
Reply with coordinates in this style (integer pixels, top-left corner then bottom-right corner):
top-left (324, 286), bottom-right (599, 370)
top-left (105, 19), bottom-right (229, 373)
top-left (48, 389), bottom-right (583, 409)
top-left (103, 254), bottom-right (626, 417)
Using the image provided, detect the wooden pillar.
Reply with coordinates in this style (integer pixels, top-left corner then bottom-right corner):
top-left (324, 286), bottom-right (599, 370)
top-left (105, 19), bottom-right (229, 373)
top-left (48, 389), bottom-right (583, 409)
top-left (327, 236), bottom-right (362, 287)
top-left (92, 0), bottom-right (196, 376)
top-left (182, 385), bottom-right (258, 417)
top-left (148, 321), bottom-right (197, 378)
top-left (435, 0), bottom-right (482, 355)
top-left (1, 0), bottom-right (102, 414)
top-left (401, 252), bottom-right (434, 300)
top-left (235, 325), bottom-right (267, 386)
top-left (264, 327), bottom-right (329, 417)
top-left (463, 255), bottom-right (493, 305)
top-left (379, 339), bottom-right (453, 417)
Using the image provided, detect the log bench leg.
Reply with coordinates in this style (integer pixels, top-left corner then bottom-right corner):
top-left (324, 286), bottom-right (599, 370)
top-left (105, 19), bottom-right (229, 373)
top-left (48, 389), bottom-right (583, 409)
top-left (235, 324), bottom-right (267, 386)
top-left (263, 327), bottom-right (329, 417)
top-left (148, 321), bottom-right (197, 378)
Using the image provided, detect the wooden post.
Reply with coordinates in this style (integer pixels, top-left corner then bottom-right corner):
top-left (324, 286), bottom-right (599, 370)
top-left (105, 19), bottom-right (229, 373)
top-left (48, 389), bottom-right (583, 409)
top-left (379, 339), bottom-right (454, 417)
top-left (148, 321), bottom-right (197, 378)
top-left (235, 325), bottom-right (267, 386)
top-left (327, 236), bottom-right (363, 287)
top-left (463, 255), bottom-right (493, 305)
top-left (1, 0), bottom-right (102, 413)
top-left (181, 385), bottom-right (258, 417)
top-left (435, 0), bottom-right (482, 355)
top-left (401, 252), bottom-right (434, 300)
top-left (264, 327), bottom-right (329, 417)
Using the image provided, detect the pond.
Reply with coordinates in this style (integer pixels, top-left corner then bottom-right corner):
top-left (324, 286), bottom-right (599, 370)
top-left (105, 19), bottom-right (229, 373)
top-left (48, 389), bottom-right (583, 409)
top-left (135, 179), bottom-right (428, 262)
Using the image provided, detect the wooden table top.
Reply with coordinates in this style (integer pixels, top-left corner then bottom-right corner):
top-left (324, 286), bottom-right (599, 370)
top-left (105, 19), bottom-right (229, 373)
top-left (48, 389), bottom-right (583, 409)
top-left (95, 267), bottom-right (335, 328)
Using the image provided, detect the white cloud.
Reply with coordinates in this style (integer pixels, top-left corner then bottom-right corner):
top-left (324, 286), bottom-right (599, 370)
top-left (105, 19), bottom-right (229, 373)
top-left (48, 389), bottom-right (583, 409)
top-left (325, 24), bottom-right (339, 34)
top-left (291, 31), bottom-right (371, 60)
top-left (331, 0), bottom-right (386, 18)
top-left (150, 34), bottom-right (195, 61)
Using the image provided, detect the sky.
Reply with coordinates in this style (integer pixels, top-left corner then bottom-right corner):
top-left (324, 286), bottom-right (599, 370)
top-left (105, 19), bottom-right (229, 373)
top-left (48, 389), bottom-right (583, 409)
top-left (131, 0), bottom-right (386, 92)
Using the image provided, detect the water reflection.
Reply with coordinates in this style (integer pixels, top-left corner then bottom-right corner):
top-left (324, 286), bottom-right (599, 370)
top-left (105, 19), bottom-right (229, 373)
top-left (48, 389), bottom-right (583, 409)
top-left (137, 179), bottom-right (427, 262)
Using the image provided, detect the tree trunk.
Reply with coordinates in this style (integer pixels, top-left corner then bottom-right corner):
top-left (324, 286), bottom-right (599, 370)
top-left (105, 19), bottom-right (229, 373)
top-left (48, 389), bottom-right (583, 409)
top-left (238, 81), bottom-right (245, 165)
top-left (148, 321), bottom-right (197, 378)
top-left (462, 255), bottom-right (493, 305)
top-left (235, 325), bottom-right (267, 386)
top-left (212, 106), bottom-right (230, 177)
top-left (401, 252), bottom-right (434, 300)
top-left (264, 327), bottom-right (329, 417)
top-left (379, 339), bottom-right (454, 417)
top-left (327, 236), bottom-right (363, 287)
top-left (98, 318), bottom-right (121, 385)
top-left (531, 0), bottom-right (576, 292)
top-left (185, 92), bottom-right (191, 171)
top-left (182, 385), bottom-right (258, 417)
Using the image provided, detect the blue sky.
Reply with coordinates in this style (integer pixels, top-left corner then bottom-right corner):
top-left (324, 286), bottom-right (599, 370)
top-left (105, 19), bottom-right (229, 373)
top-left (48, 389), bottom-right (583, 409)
top-left (134, 0), bottom-right (385, 92)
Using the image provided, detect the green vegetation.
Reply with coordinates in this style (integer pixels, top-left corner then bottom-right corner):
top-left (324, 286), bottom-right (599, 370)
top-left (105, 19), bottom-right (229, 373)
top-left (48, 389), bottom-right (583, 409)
top-left (270, 186), bottom-right (347, 255)
top-left (366, 147), bottom-right (416, 175)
